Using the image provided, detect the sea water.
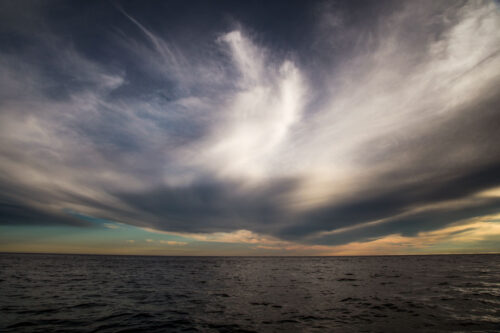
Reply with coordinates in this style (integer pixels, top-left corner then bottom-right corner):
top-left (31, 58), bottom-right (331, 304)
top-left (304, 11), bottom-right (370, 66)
top-left (1, 254), bottom-right (499, 332)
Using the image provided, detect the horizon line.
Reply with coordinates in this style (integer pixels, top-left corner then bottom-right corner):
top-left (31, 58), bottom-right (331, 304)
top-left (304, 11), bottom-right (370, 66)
top-left (1, 251), bottom-right (499, 258)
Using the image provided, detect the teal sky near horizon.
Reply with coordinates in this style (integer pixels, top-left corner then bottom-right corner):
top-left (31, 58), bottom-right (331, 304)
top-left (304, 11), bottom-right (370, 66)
top-left (2, 213), bottom-right (500, 255)
top-left (1, 0), bottom-right (500, 255)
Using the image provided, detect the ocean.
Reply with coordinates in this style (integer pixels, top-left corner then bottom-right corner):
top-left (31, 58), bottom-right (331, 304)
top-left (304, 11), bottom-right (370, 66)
top-left (1, 254), bottom-right (499, 332)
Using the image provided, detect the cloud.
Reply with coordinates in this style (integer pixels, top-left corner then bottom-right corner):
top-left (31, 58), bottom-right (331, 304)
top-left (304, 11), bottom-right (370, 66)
top-left (143, 228), bottom-right (282, 245)
top-left (319, 215), bottom-right (500, 255)
top-left (0, 0), bottom-right (499, 252)
top-left (159, 240), bottom-right (187, 246)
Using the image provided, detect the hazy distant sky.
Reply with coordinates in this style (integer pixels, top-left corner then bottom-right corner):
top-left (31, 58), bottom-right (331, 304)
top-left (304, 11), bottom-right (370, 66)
top-left (1, 0), bottom-right (500, 255)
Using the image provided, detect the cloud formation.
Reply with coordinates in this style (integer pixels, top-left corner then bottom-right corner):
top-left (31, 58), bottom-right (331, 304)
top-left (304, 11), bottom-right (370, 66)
top-left (0, 0), bottom-right (499, 252)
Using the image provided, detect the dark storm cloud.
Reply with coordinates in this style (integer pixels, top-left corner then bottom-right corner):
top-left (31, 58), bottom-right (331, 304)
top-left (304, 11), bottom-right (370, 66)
top-left (111, 178), bottom-right (297, 234)
top-left (0, 179), bottom-right (91, 227)
top-left (311, 198), bottom-right (500, 246)
top-left (0, 0), bottom-right (499, 247)
top-left (0, 201), bottom-right (90, 228)
top-left (281, 162), bottom-right (500, 242)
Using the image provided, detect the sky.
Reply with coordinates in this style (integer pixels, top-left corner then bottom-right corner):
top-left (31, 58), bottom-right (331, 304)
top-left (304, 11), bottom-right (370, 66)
top-left (1, 0), bottom-right (500, 255)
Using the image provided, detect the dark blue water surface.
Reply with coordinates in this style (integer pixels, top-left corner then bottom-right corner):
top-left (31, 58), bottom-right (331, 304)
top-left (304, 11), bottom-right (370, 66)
top-left (0, 254), bottom-right (499, 332)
